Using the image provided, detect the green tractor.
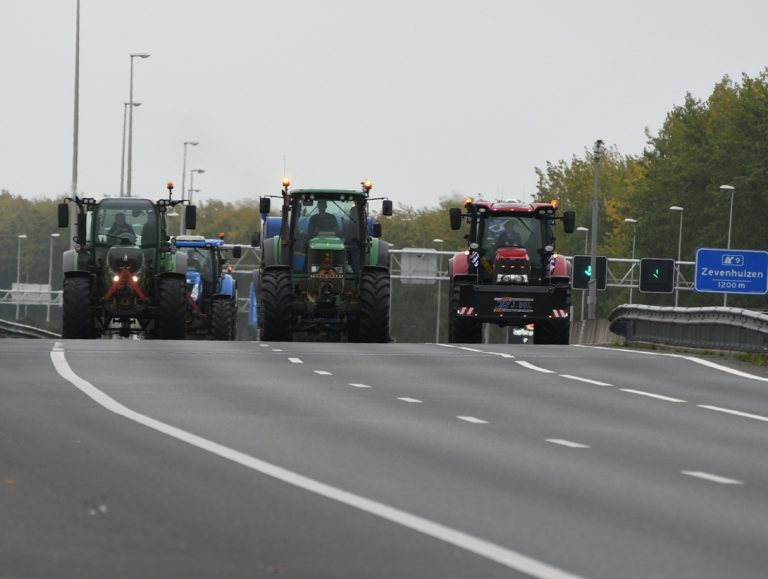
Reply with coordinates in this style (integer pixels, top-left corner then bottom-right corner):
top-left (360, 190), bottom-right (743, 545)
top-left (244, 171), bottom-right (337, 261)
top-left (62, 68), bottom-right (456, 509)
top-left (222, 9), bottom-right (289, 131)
top-left (253, 178), bottom-right (393, 342)
top-left (57, 184), bottom-right (195, 339)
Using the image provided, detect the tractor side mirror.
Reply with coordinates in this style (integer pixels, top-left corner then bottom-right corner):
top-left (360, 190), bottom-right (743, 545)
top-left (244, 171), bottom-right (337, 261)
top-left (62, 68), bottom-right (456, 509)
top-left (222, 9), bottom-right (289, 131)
top-left (186, 205), bottom-right (197, 230)
top-left (372, 223), bottom-right (382, 238)
top-left (449, 208), bottom-right (462, 231)
top-left (562, 211), bottom-right (575, 234)
top-left (232, 246), bottom-right (242, 258)
top-left (251, 231), bottom-right (261, 247)
top-left (58, 203), bottom-right (69, 228)
top-left (382, 199), bottom-right (393, 216)
top-left (259, 197), bottom-right (271, 214)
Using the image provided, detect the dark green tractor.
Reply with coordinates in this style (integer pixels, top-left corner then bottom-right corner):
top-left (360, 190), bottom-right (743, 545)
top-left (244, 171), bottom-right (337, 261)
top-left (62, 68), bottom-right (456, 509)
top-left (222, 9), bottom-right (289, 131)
top-left (254, 179), bottom-right (393, 342)
top-left (57, 185), bottom-right (195, 339)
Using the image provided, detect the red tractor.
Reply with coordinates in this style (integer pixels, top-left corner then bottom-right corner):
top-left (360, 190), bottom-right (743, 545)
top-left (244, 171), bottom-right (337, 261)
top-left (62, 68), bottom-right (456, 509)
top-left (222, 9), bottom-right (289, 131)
top-left (447, 198), bottom-right (575, 344)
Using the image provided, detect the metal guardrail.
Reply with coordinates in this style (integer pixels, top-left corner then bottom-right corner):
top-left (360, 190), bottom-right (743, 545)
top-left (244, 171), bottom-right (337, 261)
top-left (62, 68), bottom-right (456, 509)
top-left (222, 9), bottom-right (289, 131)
top-left (0, 319), bottom-right (61, 339)
top-left (608, 304), bottom-right (768, 353)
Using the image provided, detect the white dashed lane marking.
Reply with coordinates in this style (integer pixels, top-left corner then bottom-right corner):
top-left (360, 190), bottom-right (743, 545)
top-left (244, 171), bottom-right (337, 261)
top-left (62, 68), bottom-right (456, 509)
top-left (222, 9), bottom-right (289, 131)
top-left (516, 361), bottom-right (556, 374)
top-left (397, 397), bottom-right (423, 404)
top-left (559, 374), bottom-right (612, 387)
top-left (288, 358), bottom-right (303, 364)
top-left (546, 439), bottom-right (590, 449)
top-left (349, 383), bottom-right (372, 389)
top-left (620, 389), bottom-right (686, 403)
top-left (314, 370), bottom-right (332, 376)
top-left (272, 349), bottom-right (284, 352)
top-left (681, 471), bottom-right (743, 485)
top-left (457, 416), bottom-right (488, 424)
top-left (697, 405), bottom-right (768, 423)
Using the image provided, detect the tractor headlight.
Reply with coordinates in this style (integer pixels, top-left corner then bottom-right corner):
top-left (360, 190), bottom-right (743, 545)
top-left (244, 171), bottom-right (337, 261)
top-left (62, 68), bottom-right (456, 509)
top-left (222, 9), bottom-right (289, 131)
top-left (113, 275), bottom-right (120, 283)
top-left (132, 275), bottom-right (139, 283)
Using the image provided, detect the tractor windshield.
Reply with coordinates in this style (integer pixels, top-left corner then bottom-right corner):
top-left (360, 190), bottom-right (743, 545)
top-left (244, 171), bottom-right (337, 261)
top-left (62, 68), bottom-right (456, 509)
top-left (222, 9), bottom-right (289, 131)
top-left (480, 215), bottom-right (545, 261)
top-left (293, 197), bottom-right (364, 243)
top-left (179, 247), bottom-right (214, 278)
top-left (93, 200), bottom-right (158, 249)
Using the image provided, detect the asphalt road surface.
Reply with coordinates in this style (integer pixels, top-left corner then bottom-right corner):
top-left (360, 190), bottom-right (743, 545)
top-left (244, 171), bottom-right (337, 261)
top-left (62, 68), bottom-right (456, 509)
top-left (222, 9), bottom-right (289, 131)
top-left (3, 339), bottom-right (768, 578)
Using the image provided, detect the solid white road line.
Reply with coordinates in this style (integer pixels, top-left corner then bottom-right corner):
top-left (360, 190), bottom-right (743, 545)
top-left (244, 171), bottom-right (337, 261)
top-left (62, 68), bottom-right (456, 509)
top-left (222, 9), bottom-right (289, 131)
top-left (49, 348), bottom-right (583, 579)
top-left (459, 346), bottom-right (483, 353)
top-left (681, 471), bottom-right (743, 485)
top-left (457, 416), bottom-right (489, 424)
top-left (516, 361), bottom-right (556, 374)
top-left (488, 352), bottom-right (516, 359)
top-left (349, 383), bottom-right (372, 389)
top-left (559, 375), bottom-right (612, 387)
top-left (288, 358), bottom-right (303, 364)
top-left (576, 345), bottom-right (768, 383)
top-left (698, 405), bottom-right (768, 423)
top-left (314, 370), bottom-right (332, 376)
top-left (397, 397), bottom-right (423, 404)
top-left (619, 388), bottom-right (686, 403)
top-left (546, 439), bottom-right (590, 449)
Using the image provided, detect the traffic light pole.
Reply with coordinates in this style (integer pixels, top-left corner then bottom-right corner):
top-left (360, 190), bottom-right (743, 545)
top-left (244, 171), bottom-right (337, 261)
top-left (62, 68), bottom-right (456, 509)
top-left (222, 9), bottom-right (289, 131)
top-left (587, 140), bottom-right (603, 320)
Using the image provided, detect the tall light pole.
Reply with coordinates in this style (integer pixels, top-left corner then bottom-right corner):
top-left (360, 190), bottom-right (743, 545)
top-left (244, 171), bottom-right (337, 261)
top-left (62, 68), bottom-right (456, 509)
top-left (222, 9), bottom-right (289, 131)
top-left (47, 233), bottom-right (61, 322)
top-left (720, 184), bottom-right (736, 307)
top-left (670, 206), bottom-right (684, 307)
top-left (179, 141), bottom-right (199, 234)
top-left (126, 52), bottom-right (150, 197)
top-left (16, 234), bottom-right (27, 321)
top-left (69, 0), bottom-right (81, 249)
top-left (624, 218), bottom-right (637, 304)
top-left (577, 226), bottom-right (589, 321)
top-left (587, 139), bottom-right (604, 320)
top-left (433, 238), bottom-right (444, 342)
top-left (120, 102), bottom-right (141, 197)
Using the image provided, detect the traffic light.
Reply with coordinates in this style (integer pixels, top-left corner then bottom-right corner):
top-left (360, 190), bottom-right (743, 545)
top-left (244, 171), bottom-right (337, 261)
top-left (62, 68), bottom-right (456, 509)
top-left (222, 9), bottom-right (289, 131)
top-left (639, 258), bottom-right (675, 293)
top-left (572, 255), bottom-right (607, 290)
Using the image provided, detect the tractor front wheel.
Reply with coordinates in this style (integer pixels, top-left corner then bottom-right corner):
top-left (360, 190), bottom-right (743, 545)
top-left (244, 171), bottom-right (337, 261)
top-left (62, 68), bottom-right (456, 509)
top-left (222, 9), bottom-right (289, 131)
top-left (358, 270), bottom-right (390, 343)
top-left (211, 299), bottom-right (237, 340)
top-left (62, 276), bottom-right (93, 339)
top-left (260, 270), bottom-right (293, 341)
top-left (157, 277), bottom-right (187, 340)
top-left (448, 284), bottom-right (482, 343)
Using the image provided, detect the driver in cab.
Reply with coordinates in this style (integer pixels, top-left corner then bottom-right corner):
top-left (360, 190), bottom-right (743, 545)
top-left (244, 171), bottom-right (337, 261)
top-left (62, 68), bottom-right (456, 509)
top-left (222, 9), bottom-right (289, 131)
top-left (308, 200), bottom-right (339, 237)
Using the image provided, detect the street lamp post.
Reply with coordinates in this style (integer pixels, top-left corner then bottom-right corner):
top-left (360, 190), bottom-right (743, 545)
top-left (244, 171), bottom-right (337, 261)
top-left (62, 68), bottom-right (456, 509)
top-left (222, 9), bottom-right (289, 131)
top-left (179, 141), bottom-right (200, 234)
top-left (126, 52), bottom-right (150, 197)
top-left (69, 0), bottom-right (81, 249)
top-left (587, 139), bottom-right (604, 320)
top-left (624, 218), bottom-right (637, 304)
top-left (720, 184), bottom-right (735, 307)
top-left (120, 102), bottom-right (141, 197)
top-left (47, 233), bottom-right (61, 322)
top-left (670, 206), bottom-right (684, 307)
top-left (577, 226), bottom-right (589, 321)
top-left (16, 234), bottom-right (27, 320)
top-left (433, 238), bottom-right (444, 342)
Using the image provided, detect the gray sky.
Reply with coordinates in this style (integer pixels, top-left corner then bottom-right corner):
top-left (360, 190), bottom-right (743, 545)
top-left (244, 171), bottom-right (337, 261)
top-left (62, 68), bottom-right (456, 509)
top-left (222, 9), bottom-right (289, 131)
top-left (2, 0), bottom-right (767, 208)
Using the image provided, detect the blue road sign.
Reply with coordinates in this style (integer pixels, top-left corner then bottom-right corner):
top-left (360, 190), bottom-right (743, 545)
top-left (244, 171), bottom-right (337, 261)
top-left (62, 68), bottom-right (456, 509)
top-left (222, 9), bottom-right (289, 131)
top-left (695, 248), bottom-right (768, 295)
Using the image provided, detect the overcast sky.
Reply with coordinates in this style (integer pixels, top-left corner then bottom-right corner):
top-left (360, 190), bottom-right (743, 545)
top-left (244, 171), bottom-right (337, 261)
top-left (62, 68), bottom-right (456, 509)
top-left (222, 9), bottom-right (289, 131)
top-left (2, 0), bottom-right (767, 208)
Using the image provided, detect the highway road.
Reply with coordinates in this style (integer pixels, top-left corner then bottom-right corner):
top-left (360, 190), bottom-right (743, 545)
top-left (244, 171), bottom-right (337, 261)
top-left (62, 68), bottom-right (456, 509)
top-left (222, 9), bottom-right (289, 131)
top-left (3, 339), bottom-right (768, 578)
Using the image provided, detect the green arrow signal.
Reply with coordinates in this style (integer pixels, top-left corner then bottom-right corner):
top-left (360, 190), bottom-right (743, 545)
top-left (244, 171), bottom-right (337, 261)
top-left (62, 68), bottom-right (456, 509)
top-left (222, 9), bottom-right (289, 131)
top-left (584, 265), bottom-right (592, 277)
top-left (653, 268), bottom-right (660, 279)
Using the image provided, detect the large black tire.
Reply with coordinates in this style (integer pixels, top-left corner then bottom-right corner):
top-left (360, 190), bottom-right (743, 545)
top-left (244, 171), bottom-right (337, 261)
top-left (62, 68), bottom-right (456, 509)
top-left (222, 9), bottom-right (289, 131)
top-left (358, 270), bottom-right (390, 343)
top-left (62, 276), bottom-right (93, 339)
top-left (211, 299), bottom-right (236, 341)
top-left (260, 270), bottom-right (293, 341)
top-left (533, 318), bottom-right (570, 345)
top-left (448, 284), bottom-right (482, 343)
top-left (157, 277), bottom-right (187, 340)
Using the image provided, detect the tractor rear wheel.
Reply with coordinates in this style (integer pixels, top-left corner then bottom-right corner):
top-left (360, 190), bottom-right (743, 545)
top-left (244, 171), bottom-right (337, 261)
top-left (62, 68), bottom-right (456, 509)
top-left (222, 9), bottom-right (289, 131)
top-left (157, 277), bottom-right (187, 340)
top-left (533, 318), bottom-right (570, 345)
top-left (260, 270), bottom-right (293, 341)
top-left (211, 299), bottom-right (237, 340)
top-left (358, 270), bottom-right (390, 343)
top-left (62, 276), bottom-right (93, 339)
top-left (448, 284), bottom-right (481, 343)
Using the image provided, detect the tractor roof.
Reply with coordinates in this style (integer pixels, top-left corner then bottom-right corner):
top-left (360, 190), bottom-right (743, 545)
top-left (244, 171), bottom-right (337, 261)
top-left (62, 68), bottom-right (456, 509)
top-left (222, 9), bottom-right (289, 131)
top-left (290, 188), bottom-right (367, 197)
top-left (470, 199), bottom-right (558, 216)
top-left (175, 235), bottom-right (225, 248)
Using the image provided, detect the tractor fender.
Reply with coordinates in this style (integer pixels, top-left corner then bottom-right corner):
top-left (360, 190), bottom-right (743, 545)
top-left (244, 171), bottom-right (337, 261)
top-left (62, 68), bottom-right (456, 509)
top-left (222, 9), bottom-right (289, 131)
top-left (361, 264), bottom-right (389, 275)
top-left (62, 249), bottom-right (78, 273)
top-left (550, 254), bottom-right (569, 277)
top-left (217, 274), bottom-right (236, 297)
top-left (368, 238), bottom-right (390, 268)
top-left (173, 251), bottom-right (188, 274)
top-left (449, 251), bottom-right (469, 278)
top-left (261, 236), bottom-right (280, 267)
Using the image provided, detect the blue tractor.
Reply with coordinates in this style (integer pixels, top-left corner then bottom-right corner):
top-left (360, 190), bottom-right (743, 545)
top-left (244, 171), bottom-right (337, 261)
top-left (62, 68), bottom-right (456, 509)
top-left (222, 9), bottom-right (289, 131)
top-left (175, 236), bottom-right (242, 340)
